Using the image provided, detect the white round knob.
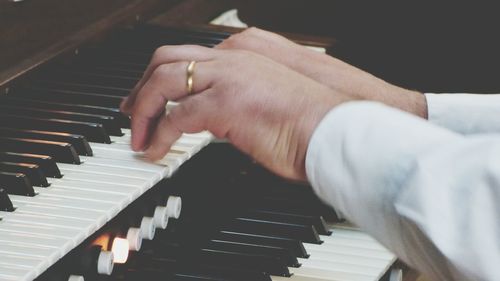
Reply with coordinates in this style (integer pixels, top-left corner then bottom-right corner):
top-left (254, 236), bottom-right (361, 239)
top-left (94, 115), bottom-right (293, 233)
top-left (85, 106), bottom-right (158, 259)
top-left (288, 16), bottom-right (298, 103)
top-left (97, 251), bottom-right (114, 275)
top-left (140, 217), bottom-right (156, 240)
top-left (153, 206), bottom-right (169, 229)
top-left (126, 227), bottom-right (142, 251)
top-left (68, 275), bottom-right (84, 281)
top-left (166, 196), bottom-right (182, 219)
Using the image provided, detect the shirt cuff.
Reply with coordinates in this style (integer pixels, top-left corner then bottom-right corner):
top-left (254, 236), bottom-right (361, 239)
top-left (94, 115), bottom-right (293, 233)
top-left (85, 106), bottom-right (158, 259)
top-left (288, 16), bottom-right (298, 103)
top-left (425, 93), bottom-right (500, 134)
top-left (305, 101), bottom-right (458, 228)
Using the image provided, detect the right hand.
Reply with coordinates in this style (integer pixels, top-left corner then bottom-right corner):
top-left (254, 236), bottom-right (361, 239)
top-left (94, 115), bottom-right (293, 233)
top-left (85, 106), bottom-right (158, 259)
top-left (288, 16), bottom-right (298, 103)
top-left (121, 45), bottom-right (351, 181)
top-left (217, 27), bottom-right (427, 118)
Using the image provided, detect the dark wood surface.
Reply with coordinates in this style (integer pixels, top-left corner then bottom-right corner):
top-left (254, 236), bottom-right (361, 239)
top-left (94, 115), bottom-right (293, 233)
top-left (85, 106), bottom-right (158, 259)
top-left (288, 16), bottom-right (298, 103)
top-left (0, 0), bottom-right (181, 87)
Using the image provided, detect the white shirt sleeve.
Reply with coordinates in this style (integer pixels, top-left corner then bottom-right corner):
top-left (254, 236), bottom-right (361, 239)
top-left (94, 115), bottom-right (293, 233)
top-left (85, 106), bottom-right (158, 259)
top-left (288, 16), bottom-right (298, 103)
top-left (425, 93), bottom-right (500, 134)
top-left (306, 101), bottom-right (500, 281)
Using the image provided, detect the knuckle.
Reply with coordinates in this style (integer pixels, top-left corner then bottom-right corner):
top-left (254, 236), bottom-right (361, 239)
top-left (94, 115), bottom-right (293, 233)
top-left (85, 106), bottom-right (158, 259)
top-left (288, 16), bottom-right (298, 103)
top-left (153, 63), bottom-right (172, 77)
top-left (244, 26), bottom-right (261, 35)
top-left (221, 35), bottom-right (243, 48)
top-left (232, 49), bottom-right (256, 60)
top-left (152, 45), bottom-right (171, 60)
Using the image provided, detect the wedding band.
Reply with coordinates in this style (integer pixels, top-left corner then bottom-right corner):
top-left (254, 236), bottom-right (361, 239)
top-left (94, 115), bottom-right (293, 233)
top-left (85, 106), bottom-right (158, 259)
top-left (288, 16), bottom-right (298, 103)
top-left (186, 61), bottom-right (196, 95)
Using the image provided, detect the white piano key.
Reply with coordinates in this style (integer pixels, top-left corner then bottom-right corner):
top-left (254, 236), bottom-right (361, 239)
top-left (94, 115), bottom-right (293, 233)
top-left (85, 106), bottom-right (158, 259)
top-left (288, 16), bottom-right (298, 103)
top-left (34, 186), bottom-right (129, 205)
top-left (0, 242), bottom-right (60, 260)
top-left (0, 229), bottom-right (73, 250)
top-left (104, 140), bottom-right (195, 156)
top-left (9, 201), bottom-right (108, 231)
top-left (328, 228), bottom-right (381, 242)
top-left (304, 249), bottom-right (394, 268)
top-left (184, 131), bottom-right (214, 141)
top-left (92, 142), bottom-right (194, 159)
top-left (48, 179), bottom-right (142, 200)
top-left (0, 221), bottom-right (79, 245)
top-left (89, 146), bottom-right (181, 172)
top-left (297, 258), bottom-right (383, 276)
top-left (0, 264), bottom-right (36, 281)
top-left (288, 266), bottom-right (375, 281)
top-left (10, 204), bottom-right (104, 222)
top-left (9, 194), bottom-right (115, 215)
top-left (55, 171), bottom-right (150, 191)
top-left (111, 133), bottom-right (208, 148)
top-left (0, 253), bottom-right (48, 270)
top-left (273, 276), bottom-right (330, 281)
top-left (119, 118), bottom-right (214, 139)
top-left (0, 212), bottom-right (96, 239)
top-left (110, 136), bottom-right (129, 144)
top-left (304, 243), bottom-right (394, 260)
top-left (320, 235), bottom-right (392, 252)
top-left (0, 254), bottom-right (51, 278)
top-left (80, 156), bottom-right (168, 177)
top-left (32, 188), bottom-right (123, 217)
top-left (121, 128), bottom-right (132, 136)
top-left (57, 163), bottom-right (161, 184)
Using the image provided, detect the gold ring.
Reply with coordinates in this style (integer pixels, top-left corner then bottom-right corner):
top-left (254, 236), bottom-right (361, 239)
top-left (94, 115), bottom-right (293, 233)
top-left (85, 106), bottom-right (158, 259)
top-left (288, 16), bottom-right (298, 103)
top-left (186, 61), bottom-right (196, 95)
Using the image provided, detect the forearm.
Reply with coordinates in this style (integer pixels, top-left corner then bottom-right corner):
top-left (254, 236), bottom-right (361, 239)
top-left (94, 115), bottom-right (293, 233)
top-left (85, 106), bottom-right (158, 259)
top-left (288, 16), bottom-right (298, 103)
top-left (293, 46), bottom-right (428, 118)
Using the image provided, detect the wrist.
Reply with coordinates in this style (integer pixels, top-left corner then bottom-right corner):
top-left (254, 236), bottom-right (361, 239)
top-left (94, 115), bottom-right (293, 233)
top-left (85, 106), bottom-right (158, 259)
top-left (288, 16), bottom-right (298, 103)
top-left (397, 88), bottom-right (428, 119)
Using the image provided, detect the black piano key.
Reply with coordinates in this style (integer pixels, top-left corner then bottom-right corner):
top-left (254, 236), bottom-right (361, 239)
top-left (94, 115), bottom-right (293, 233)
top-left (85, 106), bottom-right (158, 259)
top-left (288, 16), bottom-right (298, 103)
top-left (0, 172), bottom-right (35, 196)
top-left (215, 231), bottom-right (309, 259)
top-left (0, 162), bottom-right (49, 187)
top-left (90, 65), bottom-right (144, 78)
top-left (119, 254), bottom-right (271, 281)
top-left (224, 217), bottom-right (322, 244)
top-left (246, 210), bottom-right (332, 236)
top-left (206, 240), bottom-right (300, 267)
top-left (59, 67), bottom-right (141, 80)
top-left (0, 96), bottom-right (130, 128)
top-left (12, 86), bottom-right (124, 108)
top-left (0, 113), bottom-right (111, 144)
top-left (251, 197), bottom-right (327, 217)
top-left (97, 60), bottom-right (147, 72)
top-left (0, 127), bottom-right (92, 156)
top-left (0, 137), bottom-right (80, 164)
top-left (259, 192), bottom-right (340, 222)
top-left (141, 242), bottom-right (291, 277)
top-left (0, 188), bottom-right (15, 212)
top-left (35, 70), bottom-right (138, 89)
top-left (0, 152), bottom-right (62, 178)
top-left (28, 80), bottom-right (130, 97)
top-left (85, 49), bottom-right (152, 65)
top-left (197, 248), bottom-right (291, 277)
top-left (0, 105), bottom-right (123, 136)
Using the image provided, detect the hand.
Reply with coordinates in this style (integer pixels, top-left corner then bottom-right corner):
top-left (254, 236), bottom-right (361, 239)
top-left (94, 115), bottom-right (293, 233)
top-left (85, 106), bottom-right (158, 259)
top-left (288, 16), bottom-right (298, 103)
top-left (217, 27), bottom-right (427, 118)
top-left (121, 46), bottom-right (351, 180)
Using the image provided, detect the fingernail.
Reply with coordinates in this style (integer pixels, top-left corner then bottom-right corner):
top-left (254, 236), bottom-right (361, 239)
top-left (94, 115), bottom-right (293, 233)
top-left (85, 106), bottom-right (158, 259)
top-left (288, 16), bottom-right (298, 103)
top-left (144, 147), bottom-right (155, 160)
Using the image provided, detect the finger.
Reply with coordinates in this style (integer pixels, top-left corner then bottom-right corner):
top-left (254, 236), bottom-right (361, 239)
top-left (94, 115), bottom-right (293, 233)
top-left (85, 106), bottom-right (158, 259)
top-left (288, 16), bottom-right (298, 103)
top-left (130, 60), bottom-right (214, 151)
top-left (144, 90), bottom-right (216, 161)
top-left (121, 45), bottom-right (218, 115)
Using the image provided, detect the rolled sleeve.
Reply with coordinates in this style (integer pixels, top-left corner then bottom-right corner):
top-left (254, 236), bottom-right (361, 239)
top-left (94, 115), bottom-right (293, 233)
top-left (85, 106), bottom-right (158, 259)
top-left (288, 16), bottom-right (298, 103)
top-left (305, 101), bottom-right (500, 280)
top-left (425, 93), bottom-right (500, 134)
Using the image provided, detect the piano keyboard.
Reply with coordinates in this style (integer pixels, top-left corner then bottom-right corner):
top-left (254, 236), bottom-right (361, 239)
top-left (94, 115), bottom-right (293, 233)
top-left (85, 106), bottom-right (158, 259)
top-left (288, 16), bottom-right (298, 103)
top-left (0, 25), bottom-right (399, 281)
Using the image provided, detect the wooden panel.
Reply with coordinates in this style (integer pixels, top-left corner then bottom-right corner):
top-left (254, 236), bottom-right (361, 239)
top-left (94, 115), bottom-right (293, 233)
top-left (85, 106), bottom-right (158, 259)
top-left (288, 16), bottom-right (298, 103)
top-left (0, 0), bottom-right (181, 86)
